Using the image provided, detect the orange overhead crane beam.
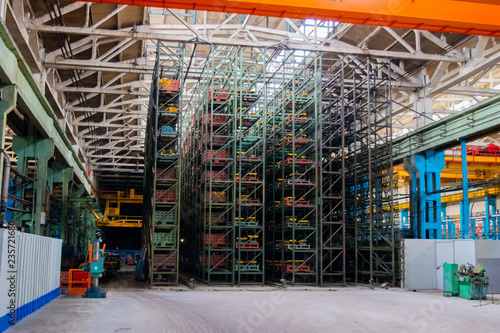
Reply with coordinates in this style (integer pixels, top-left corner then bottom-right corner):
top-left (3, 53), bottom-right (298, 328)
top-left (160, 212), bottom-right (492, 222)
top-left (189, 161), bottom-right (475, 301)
top-left (68, 0), bottom-right (500, 37)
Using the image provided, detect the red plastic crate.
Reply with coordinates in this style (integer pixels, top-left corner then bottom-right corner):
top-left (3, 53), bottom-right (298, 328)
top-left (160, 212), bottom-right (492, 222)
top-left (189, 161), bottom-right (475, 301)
top-left (285, 137), bottom-right (310, 147)
top-left (204, 170), bottom-right (228, 182)
top-left (236, 241), bottom-right (259, 249)
top-left (296, 199), bottom-right (311, 207)
top-left (156, 190), bottom-right (176, 202)
top-left (237, 174), bottom-right (259, 183)
top-left (208, 89), bottom-right (230, 103)
top-left (283, 198), bottom-right (310, 207)
top-left (202, 255), bottom-right (227, 270)
top-left (202, 133), bottom-right (227, 145)
top-left (159, 79), bottom-right (180, 92)
top-left (285, 157), bottom-right (312, 164)
top-left (204, 150), bottom-right (229, 164)
top-left (205, 234), bottom-right (227, 248)
top-left (204, 113), bottom-right (228, 126)
top-left (285, 115), bottom-right (309, 123)
top-left (157, 168), bottom-right (177, 180)
top-left (212, 115), bottom-right (228, 124)
top-left (153, 254), bottom-right (176, 271)
top-left (286, 264), bottom-right (310, 272)
top-left (212, 136), bottom-right (227, 145)
top-left (237, 197), bottom-right (260, 205)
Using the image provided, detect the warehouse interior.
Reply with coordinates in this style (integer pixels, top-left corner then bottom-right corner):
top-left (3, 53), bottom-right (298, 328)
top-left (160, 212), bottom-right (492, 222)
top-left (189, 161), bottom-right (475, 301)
top-left (1, 0), bottom-right (500, 332)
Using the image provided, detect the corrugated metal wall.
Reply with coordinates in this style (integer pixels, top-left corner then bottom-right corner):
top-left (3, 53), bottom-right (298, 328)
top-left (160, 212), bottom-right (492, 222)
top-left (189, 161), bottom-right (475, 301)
top-left (0, 229), bottom-right (61, 332)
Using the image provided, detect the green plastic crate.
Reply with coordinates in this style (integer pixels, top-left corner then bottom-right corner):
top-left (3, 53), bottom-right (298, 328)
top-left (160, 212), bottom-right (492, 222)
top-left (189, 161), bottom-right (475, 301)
top-left (234, 220), bottom-right (259, 227)
top-left (154, 232), bottom-right (176, 248)
top-left (155, 210), bottom-right (177, 226)
top-left (234, 264), bottom-right (260, 271)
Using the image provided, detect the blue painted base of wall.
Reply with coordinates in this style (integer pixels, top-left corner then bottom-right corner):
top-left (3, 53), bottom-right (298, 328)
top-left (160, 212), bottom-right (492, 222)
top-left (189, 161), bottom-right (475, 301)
top-left (0, 288), bottom-right (60, 332)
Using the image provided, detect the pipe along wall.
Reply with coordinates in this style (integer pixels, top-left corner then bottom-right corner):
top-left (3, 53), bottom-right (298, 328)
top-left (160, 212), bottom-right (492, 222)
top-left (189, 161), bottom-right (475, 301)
top-left (0, 230), bottom-right (61, 332)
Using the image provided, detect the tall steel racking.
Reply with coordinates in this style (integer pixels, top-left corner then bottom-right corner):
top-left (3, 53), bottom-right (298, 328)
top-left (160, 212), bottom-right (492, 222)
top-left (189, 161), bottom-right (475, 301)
top-left (319, 56), bottom-right (351, 286)
top-left (181, 46), bottom-right (266, 284)
top-left (145, 44), bottom-right (399, 286)
top-left (265, 49), bottom-right (322, 285)
top-left (342, 57), bottom-right (397, 285)
top-left (143, 43), bottom-right (184, 286)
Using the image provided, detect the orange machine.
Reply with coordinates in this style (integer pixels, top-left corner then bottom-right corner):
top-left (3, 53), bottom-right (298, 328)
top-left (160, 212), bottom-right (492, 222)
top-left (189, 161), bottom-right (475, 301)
top-left (67, 0), bottom-right (500, 37)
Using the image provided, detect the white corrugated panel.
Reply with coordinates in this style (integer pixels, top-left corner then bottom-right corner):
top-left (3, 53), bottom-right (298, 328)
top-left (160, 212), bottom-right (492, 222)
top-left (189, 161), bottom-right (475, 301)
top-left (0, 229), bottom-right (61, 332)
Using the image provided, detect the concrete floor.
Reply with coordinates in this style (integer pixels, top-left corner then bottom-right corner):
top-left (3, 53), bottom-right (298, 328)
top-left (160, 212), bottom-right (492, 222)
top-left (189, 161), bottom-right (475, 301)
top-left (6, 283), bottom-right (500, 333)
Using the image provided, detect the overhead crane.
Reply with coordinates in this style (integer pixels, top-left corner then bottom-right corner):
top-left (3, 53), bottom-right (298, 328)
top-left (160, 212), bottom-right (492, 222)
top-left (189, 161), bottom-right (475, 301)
top-left (69, 0), bottom-right (500, 36)
top-left (87, 190), bottom-right (143, 227)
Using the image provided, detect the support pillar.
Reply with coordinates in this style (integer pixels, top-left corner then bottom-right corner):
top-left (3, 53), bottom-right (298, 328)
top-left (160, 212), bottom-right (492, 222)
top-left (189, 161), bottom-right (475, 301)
top-left (0, 85), bottom-right (16, 225)
top-left (414, 96), bottom-right (434, 129)
top-left (495, 209), bottom-right (500, 239)
top-left (12, 132), bottom-right (34, 230)
top-left (69, 184), bottom-right (94, 254)
top-left (441, 205), bottom-right (454, 237)
top-left (73, 203), bottom-right (80, 250)
top-left (461, 139), bottom-right (470, 239)
top-left (33, 139), bottom-right (54, 235)
top-left (60, 168), bottom-right (72, 244)
top-left (404, 150), bottom-right (445, 239)
top-left (12, 132), bottom-right (54, 235)
top-left (447, 217), bottom-right (456, 238)
top-left (485, 196), bottom-right (496, 239)
top-left (413, 72), bottom-right (434, 130)
top-left (51, 165), bottom-right (72, 243)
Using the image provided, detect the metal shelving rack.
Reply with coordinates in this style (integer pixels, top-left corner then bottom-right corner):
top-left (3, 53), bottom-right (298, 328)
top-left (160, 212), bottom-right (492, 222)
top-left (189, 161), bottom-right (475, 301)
top-left (146, 44), bottom-right (398, 287)
top-left (143, 42), bottom-right (184, 286)
top-left (319, 56), bottom-right (351, 286)
top-left (265, 49), bottom-right (322, 285)
top-left (181, 46), bottom-right (266, 285)
top-left (343, 57), bottom-right (397, 286)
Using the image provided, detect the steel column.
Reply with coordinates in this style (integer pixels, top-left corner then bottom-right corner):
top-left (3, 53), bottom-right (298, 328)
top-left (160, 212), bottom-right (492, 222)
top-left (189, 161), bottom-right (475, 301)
top-left (404, 150), bottom-right (444, 239)
top-left (461, 139), bottom-right (471, 239)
